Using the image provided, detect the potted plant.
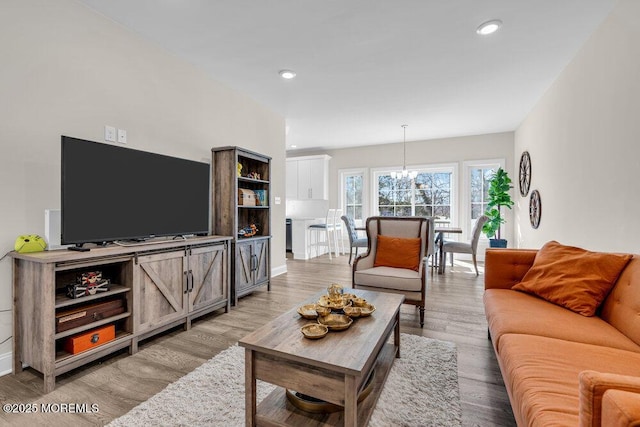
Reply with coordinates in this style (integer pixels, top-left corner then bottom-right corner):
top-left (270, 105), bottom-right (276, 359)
top-left (482, 167), bottom-right (514, 248)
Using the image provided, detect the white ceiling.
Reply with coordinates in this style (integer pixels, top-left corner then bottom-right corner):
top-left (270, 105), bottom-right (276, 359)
top-left (78, 0), bottom-right (616, 151)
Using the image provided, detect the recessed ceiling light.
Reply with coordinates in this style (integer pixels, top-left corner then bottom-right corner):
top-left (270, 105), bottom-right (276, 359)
top-left (279, 69), bottom-right (296, 79)
top-left (290, 145), bottom-right (297, 149)
top-left (476, 20), bottom-right (502, 36)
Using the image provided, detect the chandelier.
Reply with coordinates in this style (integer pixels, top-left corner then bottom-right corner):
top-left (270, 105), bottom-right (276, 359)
top-left (390, 124), bottom-right (417, 180)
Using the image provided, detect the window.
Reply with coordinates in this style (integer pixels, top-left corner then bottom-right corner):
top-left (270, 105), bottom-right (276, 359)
top-left (463, 159), bottom-right (504, 240)
top-left (470, 167), bottom-right (495, 220)
top-left (340, 170), bottom-right (365, 222)
top-left (373, 166), bottom-right (455, 220)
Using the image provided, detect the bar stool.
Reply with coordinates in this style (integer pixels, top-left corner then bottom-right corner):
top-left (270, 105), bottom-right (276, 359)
top-left (308, 209), bottom-right (336, 259)
top-left (332, 208), bottom-right (346, 257)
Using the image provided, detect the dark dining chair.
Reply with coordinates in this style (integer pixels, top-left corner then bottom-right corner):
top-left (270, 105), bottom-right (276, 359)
top-left (341, 215), bottom-right (368, 264)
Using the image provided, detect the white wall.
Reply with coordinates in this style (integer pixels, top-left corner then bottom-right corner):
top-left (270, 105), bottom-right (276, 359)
top-left (0, 0), bottom-right (286, 369)
top-left (295, 131), bottom-right (514, 244)
top-left (514, 0), bottom-right (640, 253)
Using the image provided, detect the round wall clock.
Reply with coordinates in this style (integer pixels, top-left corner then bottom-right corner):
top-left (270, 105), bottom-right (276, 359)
top-left (529, 189), bottom-right (541, 229)
top-left (519, 151), bottom-right (531, 197)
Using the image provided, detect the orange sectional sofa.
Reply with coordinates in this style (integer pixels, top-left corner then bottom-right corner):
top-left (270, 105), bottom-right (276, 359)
top-left (484, 246), bottom-right (640, 426)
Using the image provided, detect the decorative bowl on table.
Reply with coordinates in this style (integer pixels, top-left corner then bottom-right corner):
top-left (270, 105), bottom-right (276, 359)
top-left (343, 306), bottom-right (362, 318)
top-left (317, 313), bottom-right (353, 331)
top-left (315, 305), bottom-right (331, 316)
top-left (301, 323), bottom-right (329, 339)
top-left (359, 303), bottom-right (376, 317)
top-left (352, 297), bottom-right (368, 307)
top-left (317, 295), bottom-right (351, 310)
top-left (297, 304), bottom-right (319, 319)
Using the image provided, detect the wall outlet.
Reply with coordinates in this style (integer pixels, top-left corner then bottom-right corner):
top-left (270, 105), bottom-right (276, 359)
top-left (105, 125), bottom-right (116, 142)
top-left (117, 129), bottom-right (127, 143)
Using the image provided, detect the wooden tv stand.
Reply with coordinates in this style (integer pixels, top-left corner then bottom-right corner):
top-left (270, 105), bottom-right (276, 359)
top-left (11, 235), bottom-right (231, 393)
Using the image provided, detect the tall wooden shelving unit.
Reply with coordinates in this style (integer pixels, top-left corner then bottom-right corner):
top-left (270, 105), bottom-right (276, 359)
top-left (211, 146), bottom-right (271, 304)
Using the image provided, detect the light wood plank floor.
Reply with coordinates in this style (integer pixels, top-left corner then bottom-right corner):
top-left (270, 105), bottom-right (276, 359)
top-left (0, 254), bottom-right (515, 426)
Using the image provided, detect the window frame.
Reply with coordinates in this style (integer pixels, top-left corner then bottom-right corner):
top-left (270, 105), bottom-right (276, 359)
top-left (462, 158), bottom-right (505, 242)
top-left (370, 163), bottom-right (458, 223)
top-left (339, 168), bottom-right (368, 226)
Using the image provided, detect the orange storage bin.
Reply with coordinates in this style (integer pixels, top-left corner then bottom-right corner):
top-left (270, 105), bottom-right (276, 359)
top-left (64, 324), bottom-right (115, 355)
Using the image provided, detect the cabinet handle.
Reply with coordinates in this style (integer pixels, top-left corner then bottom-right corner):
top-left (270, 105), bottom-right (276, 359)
top-left (183, 271), bottom-right (189, 294)
top-left (251, 254), bottom-right (258, 272)
top-left (188, 270), bottom-right (194, 293)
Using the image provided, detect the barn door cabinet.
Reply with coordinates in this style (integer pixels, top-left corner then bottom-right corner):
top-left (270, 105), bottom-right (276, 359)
top-left (235, 237), bottom-right (270, 303)
top-left (11, 236), bottom-right (230, 393)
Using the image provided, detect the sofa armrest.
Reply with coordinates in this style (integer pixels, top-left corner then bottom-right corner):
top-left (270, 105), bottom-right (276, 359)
top-left (602, 389), bottom-right (640, 427)
top-left (579, 370), bottom-right (640, 427)
top-left (484, 248), bottom-right (538, 290)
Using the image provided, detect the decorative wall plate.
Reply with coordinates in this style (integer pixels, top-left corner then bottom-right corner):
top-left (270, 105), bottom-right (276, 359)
top-left (529, 189), bottom-right (541, 229)
top-left (519, 151), bottom-right (531, 197)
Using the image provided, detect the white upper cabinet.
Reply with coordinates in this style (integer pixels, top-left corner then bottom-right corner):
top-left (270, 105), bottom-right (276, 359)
top-left (286, 155), bottom-right (331, 200)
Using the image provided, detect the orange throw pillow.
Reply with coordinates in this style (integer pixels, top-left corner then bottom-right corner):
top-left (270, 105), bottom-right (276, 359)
top-left (512, 241), bottom-right (632, 316)
top-left (374, 235), bottom-right (422, 271)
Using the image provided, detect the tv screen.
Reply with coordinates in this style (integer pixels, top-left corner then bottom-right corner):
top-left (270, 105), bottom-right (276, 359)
top-left (61, 136), bottom-right (210, 245)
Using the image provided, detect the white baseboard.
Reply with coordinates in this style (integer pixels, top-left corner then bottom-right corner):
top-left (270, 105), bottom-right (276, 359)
top-left (272, 263), bottom-right (287, 277)
top-left (0, 351), bottom-right (12, 377)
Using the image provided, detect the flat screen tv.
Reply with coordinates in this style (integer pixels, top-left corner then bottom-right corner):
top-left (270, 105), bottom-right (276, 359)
top-left (61, 136), bottom-right (210, 247)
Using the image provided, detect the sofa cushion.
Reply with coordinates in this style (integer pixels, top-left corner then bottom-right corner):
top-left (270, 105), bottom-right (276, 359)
top-left (354, 266), bottom-right (422, 292)
top-left (484, 289), bottom-right (640, 353)
top-left (497, 334), bottom-right (640, 427)
top-left (373, 235), bottom-right (421, 271)
top-left (512, 241), bottom-right (633, 316)
top-left (600, 256), bottom-right (640, 348)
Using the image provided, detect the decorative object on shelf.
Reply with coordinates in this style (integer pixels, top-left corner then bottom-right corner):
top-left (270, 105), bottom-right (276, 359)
top-left (14, 234), bottom-right (47, 253)
top-left (55, 298), bottom-right (125, 333)
top-left (237, 188), bottom-right (257, 206)
top-left (237, 162), bottom-right (242, 177)
top-left (253, 189), bottom-right (268, 206)
top-left (519, 151), bottom-right (531, 197)
top-left (529, 189), bottom-right (542, 229)
top-left (63, 324), bottom-right (116, 355)
top-left (482, 167), bottom-right (514, 248)
top-left (246, 171), bottom-right (261, 180)
top-left (66, 270), bottom-right (110, 299)
top-left (390, 124), bottom-right (418, 180)
top-left (238, 223), bottom-right (259, 238)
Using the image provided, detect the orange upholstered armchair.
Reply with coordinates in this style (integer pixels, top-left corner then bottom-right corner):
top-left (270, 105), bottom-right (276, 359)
top-left (352, 216), bottom-right (431, 327)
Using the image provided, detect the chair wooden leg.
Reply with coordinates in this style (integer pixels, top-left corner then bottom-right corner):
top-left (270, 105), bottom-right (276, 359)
top-left (419, 306), bottom-right (425, 328)
top-left (348, 247), bottom-right (353, 264)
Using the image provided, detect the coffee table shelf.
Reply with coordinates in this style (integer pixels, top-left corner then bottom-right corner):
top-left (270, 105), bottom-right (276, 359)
top-left (240, 289), bottom-right (404, 427)
top-left (255, 341), bottom-right (396, 427)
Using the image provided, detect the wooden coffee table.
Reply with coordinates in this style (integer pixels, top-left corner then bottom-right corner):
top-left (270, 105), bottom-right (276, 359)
top-left (239, 289), bottom-right (404, 427)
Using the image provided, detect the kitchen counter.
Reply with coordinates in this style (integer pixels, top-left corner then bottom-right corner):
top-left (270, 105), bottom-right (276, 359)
top-left (289, 217), bottom-right (329, 260)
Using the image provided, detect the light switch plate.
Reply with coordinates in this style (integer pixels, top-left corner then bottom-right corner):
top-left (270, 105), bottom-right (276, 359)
top-left (105, 125), bottom-right (116, 142)
top-left (117, 129), bottom-right (127, 143)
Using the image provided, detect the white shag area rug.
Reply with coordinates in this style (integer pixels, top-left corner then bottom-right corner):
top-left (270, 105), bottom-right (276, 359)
top-left (108, 333), bottom-right (461, 427)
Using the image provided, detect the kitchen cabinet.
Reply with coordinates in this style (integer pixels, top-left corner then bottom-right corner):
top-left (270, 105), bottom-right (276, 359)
top-left (286, 155), bottom-right (330, 200)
